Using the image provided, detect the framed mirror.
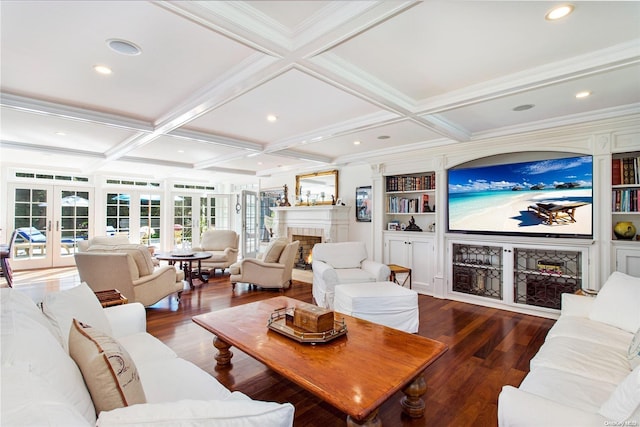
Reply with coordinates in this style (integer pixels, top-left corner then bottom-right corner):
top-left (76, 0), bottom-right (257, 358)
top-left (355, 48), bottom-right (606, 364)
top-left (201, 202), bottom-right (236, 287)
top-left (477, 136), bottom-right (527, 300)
top-left (295, 170), bottom-right (338, 205)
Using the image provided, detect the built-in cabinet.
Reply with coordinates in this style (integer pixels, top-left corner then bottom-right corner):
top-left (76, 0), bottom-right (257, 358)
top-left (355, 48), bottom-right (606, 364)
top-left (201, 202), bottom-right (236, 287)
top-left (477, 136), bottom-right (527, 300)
top-left (450, 240), bottom-right (588, 313)
top-left (384, 232), bottom-right (434, 289)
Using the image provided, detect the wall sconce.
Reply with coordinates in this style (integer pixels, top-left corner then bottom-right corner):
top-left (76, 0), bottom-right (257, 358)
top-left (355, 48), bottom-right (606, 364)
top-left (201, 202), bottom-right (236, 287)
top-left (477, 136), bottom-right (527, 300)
top-left (235, 194), bottom-right (241, 214)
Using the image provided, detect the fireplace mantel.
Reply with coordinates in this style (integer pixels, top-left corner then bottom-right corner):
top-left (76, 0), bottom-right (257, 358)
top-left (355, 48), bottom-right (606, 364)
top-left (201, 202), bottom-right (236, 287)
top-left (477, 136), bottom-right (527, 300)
top-left (270, 205), bottom-right (351, 243)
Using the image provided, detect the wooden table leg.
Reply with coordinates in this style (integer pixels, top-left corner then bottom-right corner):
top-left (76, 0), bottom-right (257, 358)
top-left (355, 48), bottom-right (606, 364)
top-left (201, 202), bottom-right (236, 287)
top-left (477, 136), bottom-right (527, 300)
top-left (400, 372), bottom-right (427, 418)
top-left (346, 409), bottom-right (381, 427)
top-left (213, 336), bottom-right (233, 367)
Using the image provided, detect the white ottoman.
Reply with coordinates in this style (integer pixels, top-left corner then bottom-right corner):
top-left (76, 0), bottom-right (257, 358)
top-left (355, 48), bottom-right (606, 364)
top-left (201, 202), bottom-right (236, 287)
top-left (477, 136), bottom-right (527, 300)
top-left (334, 282), bottom-right (419, 333)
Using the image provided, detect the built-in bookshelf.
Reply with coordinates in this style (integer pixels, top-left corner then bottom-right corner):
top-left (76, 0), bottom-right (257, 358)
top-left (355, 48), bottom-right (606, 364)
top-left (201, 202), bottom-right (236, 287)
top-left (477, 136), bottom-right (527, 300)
top-left (612, 152), bottom-right (640, 213)
top-left (612, 151), bottom-right (640, 242)
top-left (385, 172), bottom-right (436, 232)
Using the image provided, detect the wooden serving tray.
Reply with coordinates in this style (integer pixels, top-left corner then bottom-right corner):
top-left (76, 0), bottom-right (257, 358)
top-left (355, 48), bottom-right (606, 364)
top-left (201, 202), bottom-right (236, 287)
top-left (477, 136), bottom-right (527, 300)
top-left (267, 307), bottom-right (347, 344)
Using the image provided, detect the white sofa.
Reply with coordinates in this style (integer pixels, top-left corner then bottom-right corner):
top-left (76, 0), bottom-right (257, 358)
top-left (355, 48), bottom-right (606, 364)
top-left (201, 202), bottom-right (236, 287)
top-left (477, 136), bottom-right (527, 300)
top-left (311, 241), bottom-right (390, 309)
top-left (498, 271), bottom-right (640, 427)
top-left (1, 284), bottom-right (294, 426)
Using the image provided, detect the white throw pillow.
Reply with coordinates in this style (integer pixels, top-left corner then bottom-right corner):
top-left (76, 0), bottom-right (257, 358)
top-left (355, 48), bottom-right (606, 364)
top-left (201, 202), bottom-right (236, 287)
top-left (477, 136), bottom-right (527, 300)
top-left (42, 282), bottom-right (113, 351)
top-left (598, 366), bottom-right (640, 422)
top-left (96, 399), bottom-right (295, 427)
top-left (630, 328), bottom-right (640, 370)
top-left (589, 272), bottom-right (640, 333)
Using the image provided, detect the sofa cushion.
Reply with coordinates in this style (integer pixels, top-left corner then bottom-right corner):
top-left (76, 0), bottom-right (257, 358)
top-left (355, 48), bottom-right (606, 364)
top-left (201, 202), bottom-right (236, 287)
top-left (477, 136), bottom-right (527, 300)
top-left (598, 366), bottom-right (640, 422)
top-left (520, 366), bottom-right (616, 413)
top-left (95, 398), bottom-right (295, 427)
top-left (1, 365), bottom-right (92, 427)
top-left (630, 328), bottom-right (640, 370)
top-left (117, 332), bottom-right (178, 364)
top-left (136, 358), bottom-right (233, 403)
top-left (546, 316), bottom-right (633, 351)
top-left (69, 319), bottom-right (147, 414)
top-left (263, 238), bottom-right (287, 263)
top-left (42, 282), bottom-right (113, 352)
top-left (1, 291), bottom-right (97, 424)
top-left (589, 271), bottom-right (640, 333)
top-left (530, 336), bottom-right (631, 386)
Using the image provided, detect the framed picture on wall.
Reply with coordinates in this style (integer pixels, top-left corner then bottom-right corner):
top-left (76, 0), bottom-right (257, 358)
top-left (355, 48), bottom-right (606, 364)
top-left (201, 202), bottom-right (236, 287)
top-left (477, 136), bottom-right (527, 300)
top-left (356, 186), bottom-right (372, 222)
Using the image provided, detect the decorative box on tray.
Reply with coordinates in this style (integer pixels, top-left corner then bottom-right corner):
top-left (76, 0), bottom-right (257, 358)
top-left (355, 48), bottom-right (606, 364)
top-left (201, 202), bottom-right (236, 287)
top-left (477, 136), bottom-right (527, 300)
top-left (268, 302), bottom-right (347, 343)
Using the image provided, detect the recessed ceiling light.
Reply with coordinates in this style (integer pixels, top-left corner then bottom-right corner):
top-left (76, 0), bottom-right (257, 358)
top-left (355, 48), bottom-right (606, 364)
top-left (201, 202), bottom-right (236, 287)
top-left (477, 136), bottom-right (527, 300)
top-left (55, 131), bottom-right (66, 136)
top-left (377, 135), bottom-right (390, 140)
top-left (353, 140), bottom-right (361, 145)
top-left (545, 4), bottom-right (574, 21)
top-left (177, 149), bottom-right (184, 153)
top-left (267, 114), bottom-right (278, 122)
top-left (513, 104), bottom-right (535, 112)
top-left (107, 39), bottom-right (142, 56)
top-left (93, 65), bottom-right (112, 75)
top-left (575, 91), bottom-right (591, 99)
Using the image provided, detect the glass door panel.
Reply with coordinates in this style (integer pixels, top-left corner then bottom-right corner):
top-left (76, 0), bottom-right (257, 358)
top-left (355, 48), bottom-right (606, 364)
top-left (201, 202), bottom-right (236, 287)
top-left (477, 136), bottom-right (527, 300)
top-left (106, 192), bottom-right (131, 238)
top-left (242, 191), bottom-right (258, 258)
top-left (173, 196), bottom-right (193, 249)
top-left (140, 194), bottom-right (161, 249)
top-left (56, 189), bottom-right (91, 265)
top-left (11, 185), bottom-right (50, 269)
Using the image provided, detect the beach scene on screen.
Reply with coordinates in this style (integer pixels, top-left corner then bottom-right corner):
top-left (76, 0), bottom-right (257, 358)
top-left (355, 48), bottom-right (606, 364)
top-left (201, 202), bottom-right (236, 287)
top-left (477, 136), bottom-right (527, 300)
top-left (448, 156), bottom-right (593, 236)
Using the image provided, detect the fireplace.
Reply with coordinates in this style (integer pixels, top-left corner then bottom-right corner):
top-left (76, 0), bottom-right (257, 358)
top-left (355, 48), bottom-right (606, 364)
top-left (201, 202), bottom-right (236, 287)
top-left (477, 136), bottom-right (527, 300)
top-left (292, 234), bottom-right (321, 270)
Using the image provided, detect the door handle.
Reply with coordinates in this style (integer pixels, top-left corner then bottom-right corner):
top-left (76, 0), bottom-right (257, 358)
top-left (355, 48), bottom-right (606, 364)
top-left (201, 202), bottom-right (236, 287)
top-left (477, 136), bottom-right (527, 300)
top-left (48, 221), bottom-right (52, 232)
top-left (56, 221), bottom-right (60, 231)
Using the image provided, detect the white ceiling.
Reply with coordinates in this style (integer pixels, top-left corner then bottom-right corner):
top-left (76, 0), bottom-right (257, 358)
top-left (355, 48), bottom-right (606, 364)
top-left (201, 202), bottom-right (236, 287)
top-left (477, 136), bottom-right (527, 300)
top-left (1, 1), bottom-right (639, 185)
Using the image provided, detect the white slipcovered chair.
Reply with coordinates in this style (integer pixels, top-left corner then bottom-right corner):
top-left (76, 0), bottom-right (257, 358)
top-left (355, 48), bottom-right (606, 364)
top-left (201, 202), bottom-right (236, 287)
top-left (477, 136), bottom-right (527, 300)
top-left (312, 241), bottom-right (390, 309)
top-left (230, 239), bottom-right (299, 291)
top-left (192, 230), bottom-right (239, 276)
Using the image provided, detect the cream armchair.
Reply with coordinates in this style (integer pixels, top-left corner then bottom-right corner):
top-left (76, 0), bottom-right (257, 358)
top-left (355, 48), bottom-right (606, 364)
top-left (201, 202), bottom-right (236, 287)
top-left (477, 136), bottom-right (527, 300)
top-left (312, 242), bottom-right (390, 309)
top-left (230, 240), bottom-right (299, 290)
top-left (74, 244), bottom-right (184, 307)
top-left (192, 230), bottom-right (239, 276)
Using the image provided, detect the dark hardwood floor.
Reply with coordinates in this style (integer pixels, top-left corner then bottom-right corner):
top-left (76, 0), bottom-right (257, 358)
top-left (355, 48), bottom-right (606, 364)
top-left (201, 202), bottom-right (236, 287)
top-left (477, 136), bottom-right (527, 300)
top-left (144, 274), bottom-right (555, 427)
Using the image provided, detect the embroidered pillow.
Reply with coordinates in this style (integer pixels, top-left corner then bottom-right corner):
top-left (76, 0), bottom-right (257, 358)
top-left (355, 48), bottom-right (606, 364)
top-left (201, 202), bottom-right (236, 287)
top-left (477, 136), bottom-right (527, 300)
top-left (69, 319), bottom-right (146, 415)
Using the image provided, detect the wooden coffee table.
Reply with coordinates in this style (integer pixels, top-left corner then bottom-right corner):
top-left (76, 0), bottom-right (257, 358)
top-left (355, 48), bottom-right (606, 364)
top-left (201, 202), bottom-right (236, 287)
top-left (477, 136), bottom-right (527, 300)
top-left (192, 296), bottom-right (447, 426)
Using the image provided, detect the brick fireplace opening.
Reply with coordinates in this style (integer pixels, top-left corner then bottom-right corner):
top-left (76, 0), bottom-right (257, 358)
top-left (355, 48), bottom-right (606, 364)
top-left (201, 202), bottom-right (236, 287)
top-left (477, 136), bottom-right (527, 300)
top-left (291, 234), bottom-right (321, 270)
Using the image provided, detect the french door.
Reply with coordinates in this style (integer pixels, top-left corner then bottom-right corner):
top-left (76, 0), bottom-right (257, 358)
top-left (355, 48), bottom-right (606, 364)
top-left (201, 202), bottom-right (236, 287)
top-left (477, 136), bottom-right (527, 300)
top-left (173, 193), bottom-right (230, 249)
top-left (105, 191), bottom-right (162, 248)
top-left (9, 183), bottom-right (93, 269)
top-left (241, 190), bottom-right (258, 258)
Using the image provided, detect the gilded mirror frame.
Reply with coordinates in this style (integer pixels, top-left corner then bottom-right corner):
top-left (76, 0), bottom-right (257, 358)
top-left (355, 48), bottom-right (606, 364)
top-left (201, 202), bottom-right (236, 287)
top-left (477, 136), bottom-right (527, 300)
top-left (295, 170), bottom-right (338, 206)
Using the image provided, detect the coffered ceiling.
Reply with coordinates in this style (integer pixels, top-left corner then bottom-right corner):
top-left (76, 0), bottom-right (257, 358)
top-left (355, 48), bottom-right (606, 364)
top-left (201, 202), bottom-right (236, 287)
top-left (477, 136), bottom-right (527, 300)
top-left (1, 1), bottom-right (639, 184)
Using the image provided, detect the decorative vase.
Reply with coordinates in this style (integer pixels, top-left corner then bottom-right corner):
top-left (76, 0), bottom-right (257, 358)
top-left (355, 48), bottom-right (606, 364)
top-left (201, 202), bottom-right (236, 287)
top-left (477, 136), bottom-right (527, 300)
top-left (613, 221), bottom-right (637, 240)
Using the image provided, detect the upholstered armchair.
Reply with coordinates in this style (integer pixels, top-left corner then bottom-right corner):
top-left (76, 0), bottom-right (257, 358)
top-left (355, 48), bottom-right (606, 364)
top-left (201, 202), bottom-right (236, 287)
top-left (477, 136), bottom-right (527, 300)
top-left (192, 230), bottom-right (239, 276)
top-left (74, 244), bottom-right (184, 307)
top-left (230, 239), bottom-right (299, 290)
top-left (77, 235), bottom-right (130, 252)
top-left (312, 241), bottom-right (390, 309)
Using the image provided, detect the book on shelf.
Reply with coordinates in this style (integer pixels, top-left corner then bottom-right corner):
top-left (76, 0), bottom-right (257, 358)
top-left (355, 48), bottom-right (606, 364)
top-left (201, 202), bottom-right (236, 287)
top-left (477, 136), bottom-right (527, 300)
top-left (613, 155), bottom-right (640, 186)
top-left (385, 173), bottom-right (436, 192)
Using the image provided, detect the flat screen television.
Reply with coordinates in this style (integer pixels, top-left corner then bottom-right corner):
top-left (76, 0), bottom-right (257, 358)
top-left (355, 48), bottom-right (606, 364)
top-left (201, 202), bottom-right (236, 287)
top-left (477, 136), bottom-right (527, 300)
top-left (447, 153), bottom-right (593, 238)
